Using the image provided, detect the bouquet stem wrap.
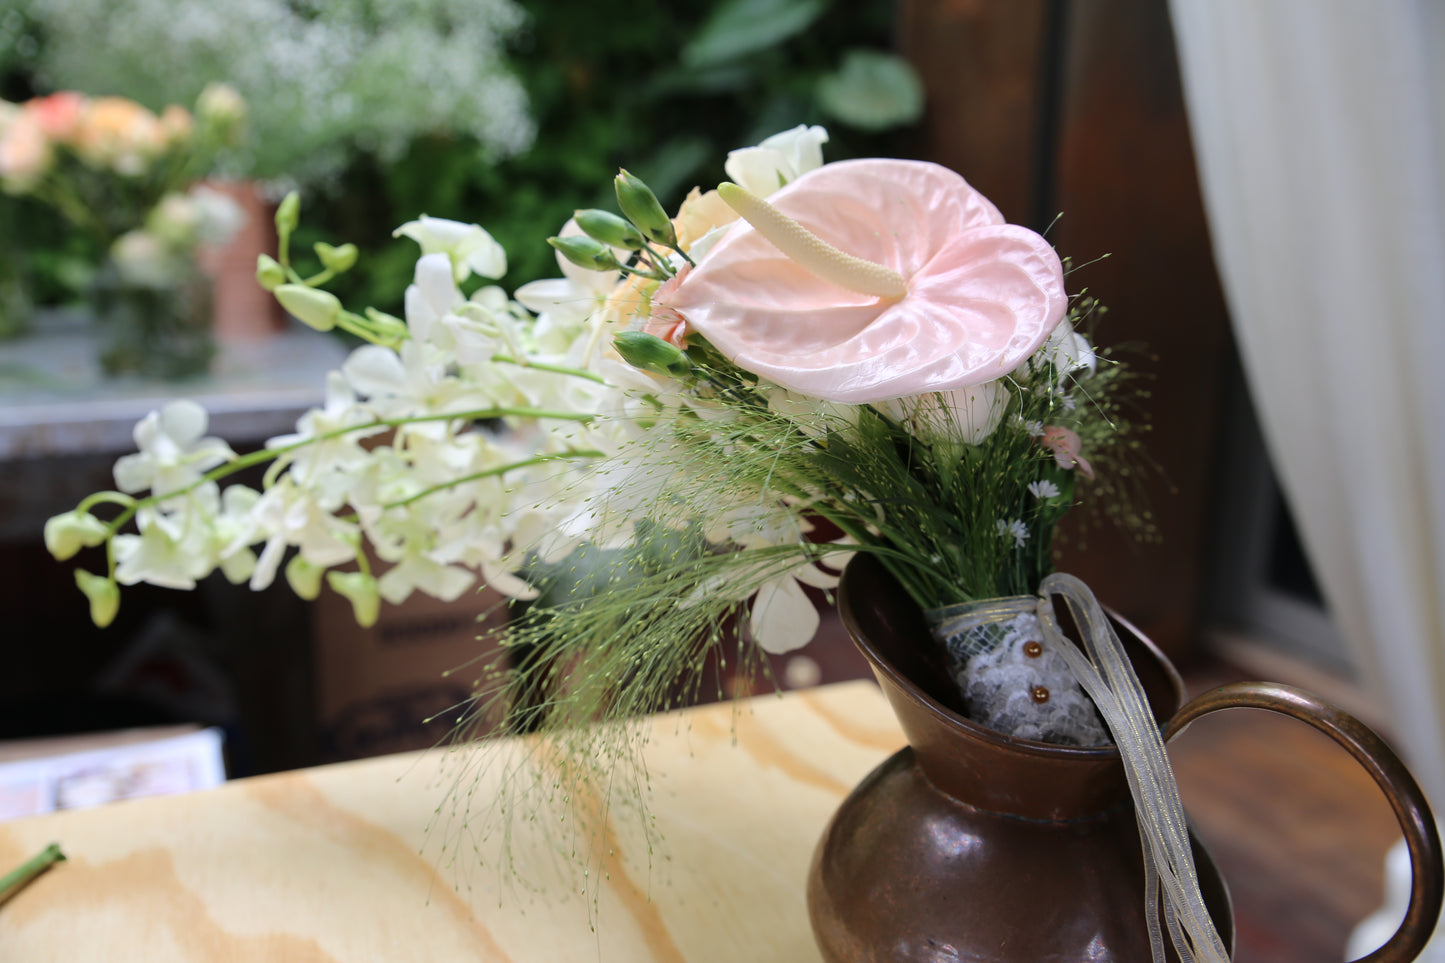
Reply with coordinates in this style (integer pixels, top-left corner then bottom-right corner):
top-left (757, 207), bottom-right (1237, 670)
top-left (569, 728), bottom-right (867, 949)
top-left (927, 596), bottom-right (1111, 746)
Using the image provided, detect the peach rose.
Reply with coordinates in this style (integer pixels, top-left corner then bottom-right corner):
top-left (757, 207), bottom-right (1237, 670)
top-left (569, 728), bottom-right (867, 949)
top-left (27, 91), bottom-right (85, 141)
top-left (75, 97), bottom-right (165, 174)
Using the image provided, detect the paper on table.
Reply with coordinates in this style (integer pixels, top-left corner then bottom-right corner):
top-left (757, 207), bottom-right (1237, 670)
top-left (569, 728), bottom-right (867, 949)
top-left (0, 728), bottom-right (225, 821)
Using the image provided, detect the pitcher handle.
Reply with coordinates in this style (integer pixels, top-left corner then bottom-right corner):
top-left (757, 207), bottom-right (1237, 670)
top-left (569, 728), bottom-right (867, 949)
top-left (1164, 681), bottom-right (1443, 963)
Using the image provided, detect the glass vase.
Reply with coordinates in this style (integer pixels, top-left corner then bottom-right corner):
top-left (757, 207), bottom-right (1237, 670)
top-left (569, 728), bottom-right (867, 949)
top-left (90, 256), bottom-right (215, 380)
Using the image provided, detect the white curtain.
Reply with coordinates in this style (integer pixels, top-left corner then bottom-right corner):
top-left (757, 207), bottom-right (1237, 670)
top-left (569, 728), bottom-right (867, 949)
top-left (1167, 0), bottom-right (1445, 953)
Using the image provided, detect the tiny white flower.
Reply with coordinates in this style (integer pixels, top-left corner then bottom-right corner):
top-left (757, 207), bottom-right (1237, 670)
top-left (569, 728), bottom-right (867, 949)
top-left (996, 518), bottom-right (1029, 547)
top-left (1028, 479), bottom-right (1061, 500)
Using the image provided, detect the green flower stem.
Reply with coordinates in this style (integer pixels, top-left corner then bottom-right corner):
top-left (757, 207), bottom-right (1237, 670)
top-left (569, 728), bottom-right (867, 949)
top-left (636, 240), bottom-right (675, 277)
top-left (491, 356), bottom-right (609, 384)
top-left (0, 843), bottom-right (65, 906)
top-left (91, 405), bottom-right (599, 539)
top-left (76, 491), bottom-right (139, 517)
top-left (382, 450), bottom-right (605, 511)
top-left (669, 241), bottom-right (696, 269)
top-left (616, 263), bottom-right (668, 282)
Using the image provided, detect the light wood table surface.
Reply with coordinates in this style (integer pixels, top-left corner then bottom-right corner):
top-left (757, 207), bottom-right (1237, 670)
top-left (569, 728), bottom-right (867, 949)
top-left (0, 681), bottom-right (903, 962)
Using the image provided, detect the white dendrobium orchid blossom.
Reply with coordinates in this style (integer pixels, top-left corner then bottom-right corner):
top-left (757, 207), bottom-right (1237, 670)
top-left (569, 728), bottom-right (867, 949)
top-left (113, 497), bottom-right (220, 590)
top-left (113, 400), bottom-right (235, 497)
top-left (393, 215), bottom-right (506, 283)
top-left (402, 251), bottom-right (465, 347)
top-left (245, 477), bottom-right (359, 592)
top-left (266, 371), bottom-right (379, 483)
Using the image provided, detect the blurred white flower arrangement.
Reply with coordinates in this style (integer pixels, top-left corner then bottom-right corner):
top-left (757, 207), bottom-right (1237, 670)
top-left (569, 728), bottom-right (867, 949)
top-left (3, 0), bottom-right (534, 188)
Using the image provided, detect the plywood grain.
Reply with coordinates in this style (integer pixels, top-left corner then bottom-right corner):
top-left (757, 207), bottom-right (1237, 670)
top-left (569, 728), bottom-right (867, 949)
top-left (0, 682), bottom-right (903, 962)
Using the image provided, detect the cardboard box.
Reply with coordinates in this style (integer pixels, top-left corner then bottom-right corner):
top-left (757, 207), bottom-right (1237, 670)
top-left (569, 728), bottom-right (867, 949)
top-left (311, 578), bottom-right (511, 761)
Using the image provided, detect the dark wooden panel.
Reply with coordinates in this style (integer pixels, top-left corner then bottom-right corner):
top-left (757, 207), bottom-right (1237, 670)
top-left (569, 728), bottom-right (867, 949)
top-left (897, 0), bottom-right (1049, 224)
top-left (1047, 0), bottom-right (1233, 663)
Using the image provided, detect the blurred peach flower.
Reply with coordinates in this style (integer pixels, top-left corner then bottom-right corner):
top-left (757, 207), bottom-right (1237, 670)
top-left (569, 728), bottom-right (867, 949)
top-left (0, 108), bottom-right (52, 190)
top-left (672, 187), bottom-right (738, 255)
top-left (75, 97), bottom-right (165, 174)
top-left (28, 91), bottom-right (85, 140)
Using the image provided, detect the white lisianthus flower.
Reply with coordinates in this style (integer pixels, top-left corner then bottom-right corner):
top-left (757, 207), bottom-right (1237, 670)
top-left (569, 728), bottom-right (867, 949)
top-left (394, 215), bottom-right (506, 282)
top-left (724, 124), bottom-right (830, 197)
top-left (111, 230), bottom-right (185, 288)
top-left (1035, 318), bottom-right (1097, 377)
top-left (749, 573), bottom-right (818, 655)
top-left (880, 382), bottom-right (1010, 447)
top-left (188, 185), bottom-right (246, 245)
top-left (765, 388), bottom-right (858, 439)
top-left (113, 400), bottom-right (235, 497)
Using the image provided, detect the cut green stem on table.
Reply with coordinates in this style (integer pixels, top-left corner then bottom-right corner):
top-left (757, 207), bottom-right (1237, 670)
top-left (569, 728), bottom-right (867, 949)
top-left (0, 843), bottom-right (66, 906)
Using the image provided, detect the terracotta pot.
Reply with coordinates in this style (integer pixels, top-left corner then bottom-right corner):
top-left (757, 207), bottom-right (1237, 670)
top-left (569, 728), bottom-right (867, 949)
top-left (808, 555), bottom-right (1443, 962)
top-left (197, 180), bottom-right (288, 342)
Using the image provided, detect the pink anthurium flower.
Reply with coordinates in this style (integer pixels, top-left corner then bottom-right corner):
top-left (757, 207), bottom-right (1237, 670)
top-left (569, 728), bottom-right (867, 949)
top-left (665, 159), bottom-right (1067, 404)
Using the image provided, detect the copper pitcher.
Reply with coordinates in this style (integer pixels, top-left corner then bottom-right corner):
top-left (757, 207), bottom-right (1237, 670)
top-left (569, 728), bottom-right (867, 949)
top-left (807, 555), bottom-right (1443, 962)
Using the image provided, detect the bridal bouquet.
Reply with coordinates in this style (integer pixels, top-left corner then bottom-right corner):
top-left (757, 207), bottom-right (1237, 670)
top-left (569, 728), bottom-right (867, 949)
top-left (45, 123), bottom-right (1233, 957)
top-left (44, 123), bottom-right (1144, 738)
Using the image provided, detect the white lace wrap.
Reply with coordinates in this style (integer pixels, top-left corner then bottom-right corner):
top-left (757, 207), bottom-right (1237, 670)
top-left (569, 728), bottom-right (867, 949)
top-left (928, 595), bottom-right (1110, 746)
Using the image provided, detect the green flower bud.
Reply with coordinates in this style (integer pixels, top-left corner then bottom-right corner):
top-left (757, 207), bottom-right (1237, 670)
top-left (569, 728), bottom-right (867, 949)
top-left (614, 169), bottom-right (677, 247)
top-left (44, 511), bottom-right (110, 561)
top-left (315, 242), bottom-right (358, 274)
top-left (275, 284), bottom-right (341, 332)
top-left (328, 571), bottom-right (380, 629)
top-left (274, 191), bottom-right (301, 236)
top-left (548, 235), bottom-right (623, 273)
top-left (574, 209), bottom-right (644, 250)
top-left (286, 555), bottom-right (324, 601)
top-left (614, 331), bottom-right (692, 378)
top-left (255, 254), bottom-right (286, 292)
top-left (74, 570), bottom-right (119, 628)
top-left (364, 307), bottom-right (409, 342)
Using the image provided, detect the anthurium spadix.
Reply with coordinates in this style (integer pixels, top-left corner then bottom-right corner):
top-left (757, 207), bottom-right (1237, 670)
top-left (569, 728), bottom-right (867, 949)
top-left (666, 159), bottom-right (1068, 404)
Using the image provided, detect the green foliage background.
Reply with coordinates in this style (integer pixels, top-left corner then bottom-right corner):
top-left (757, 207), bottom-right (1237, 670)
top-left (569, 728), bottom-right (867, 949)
top-left (299, 0), bottom-right (921, 311)
top-left (3, 0), bottom-right (922, 313)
